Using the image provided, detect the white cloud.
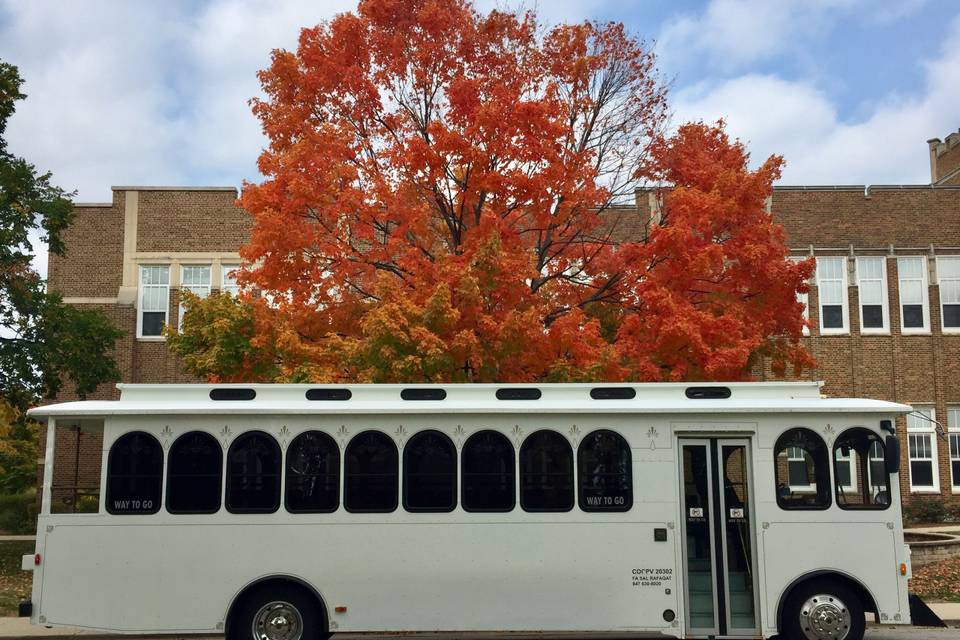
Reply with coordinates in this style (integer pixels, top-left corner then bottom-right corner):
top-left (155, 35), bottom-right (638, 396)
top-left (655, 0), bottom-right (927, 74)
top-left (671, 15), bottom-right (960, 185)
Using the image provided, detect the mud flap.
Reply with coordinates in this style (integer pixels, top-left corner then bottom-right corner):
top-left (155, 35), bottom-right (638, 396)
top-left (909, 593), bottom-right (946, 627)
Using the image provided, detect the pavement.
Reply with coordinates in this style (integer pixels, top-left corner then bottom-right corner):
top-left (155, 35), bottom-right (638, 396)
top-left (1, 617), bottom-right (959, 639)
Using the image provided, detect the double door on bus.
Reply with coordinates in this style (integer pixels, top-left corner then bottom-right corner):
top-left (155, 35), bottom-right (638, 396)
top-left (678, 438), bottom-right (760, 638)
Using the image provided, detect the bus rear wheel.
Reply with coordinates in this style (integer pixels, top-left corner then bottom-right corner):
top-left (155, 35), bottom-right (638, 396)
top-left (781, 579), bottom-right (865, 640)
top-left (229, 583), bottom-right (327, 640)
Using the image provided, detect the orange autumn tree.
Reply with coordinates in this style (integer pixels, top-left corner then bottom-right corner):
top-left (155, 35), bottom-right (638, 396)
top-left (169, 0), bottom-right (813, 383)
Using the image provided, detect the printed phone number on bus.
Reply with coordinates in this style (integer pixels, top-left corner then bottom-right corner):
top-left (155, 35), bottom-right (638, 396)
top-left (632, 567), bottom-right (672, 588)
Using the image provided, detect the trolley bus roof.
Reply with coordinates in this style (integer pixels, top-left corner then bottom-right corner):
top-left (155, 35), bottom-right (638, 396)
top-left (28, 382), bottom-right (912, 417)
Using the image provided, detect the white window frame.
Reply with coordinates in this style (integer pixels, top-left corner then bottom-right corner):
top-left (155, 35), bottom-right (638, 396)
top-left (855, 256), bottom-right (889, 334)
top-left (897, 256), bottom-right (930, 334)
top-left (834, 448), bottom-right (857, 493)
top-left (867, 440), bottom-right (886, 498)
top-left (221, 264), bottom-right (241, 297)
top-left (179, 265), bottom-right (212, 328)
top-left (786, 446), bottom-right (815, 492)
top-left (816, 256), bottom-right (849, 335)
top-left (948, 406), bottom-right (960, 493)
top-left (936, 256), bottom-right (960, 334)
top-left (907, 406), bottom-right (939, 493)
top-left (137, 265), bottom-right (170, 340)
top-left (789, 256), bottom-right (810, 336)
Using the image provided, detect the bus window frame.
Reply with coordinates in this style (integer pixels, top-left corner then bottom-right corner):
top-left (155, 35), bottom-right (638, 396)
top-left (225, 430), bottom-right (282, 515)
top-left (773, 427), bottom-right (832, 511)
top-left (833, 427), bottom-right (891, 511)
top-left (105, 430), bottom-right (164, 516)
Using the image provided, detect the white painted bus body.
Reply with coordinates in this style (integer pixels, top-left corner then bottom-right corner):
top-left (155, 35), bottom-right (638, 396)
top-left (27, 382), bottom-right (912, 638)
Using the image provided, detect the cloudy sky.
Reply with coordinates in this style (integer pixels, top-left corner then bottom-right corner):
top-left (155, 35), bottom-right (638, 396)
top-left (1, 1), bottom-right (958, 224)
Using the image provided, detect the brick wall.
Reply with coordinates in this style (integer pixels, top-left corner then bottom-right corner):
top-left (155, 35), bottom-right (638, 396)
top-left (136, 189), bottom-right (250, 252)
top-left (40, 182), bottom-right (960, 507)
top-left (47, 195), bottom-right (124, 298)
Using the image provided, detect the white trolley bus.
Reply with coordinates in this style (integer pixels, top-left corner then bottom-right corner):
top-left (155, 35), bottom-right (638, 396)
top-left (26, 381), bottom-right (917, 640)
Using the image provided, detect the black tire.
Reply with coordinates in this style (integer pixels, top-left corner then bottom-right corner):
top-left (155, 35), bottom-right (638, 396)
top-left (781, 579), bottom-right (865, 640)
top-left (228, 582), bottom-right (327, 640)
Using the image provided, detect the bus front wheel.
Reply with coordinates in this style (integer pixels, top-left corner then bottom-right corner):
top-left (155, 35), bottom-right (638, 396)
top-left (781, 579), bottom-right (865, 640)
top-left (229, 582), bottom-right (327, 640)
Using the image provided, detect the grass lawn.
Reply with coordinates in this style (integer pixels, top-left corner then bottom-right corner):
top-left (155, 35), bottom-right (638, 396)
top-left (0, 541), bottom-right (33, 616)
top-left (910, 556), bottom-right (960, 602)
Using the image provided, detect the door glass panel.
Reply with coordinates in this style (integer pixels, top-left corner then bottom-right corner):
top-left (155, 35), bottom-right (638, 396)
top-left (721, 444), bottom-right (757, 630)
top-left (682, 443), bottom-right (716, 632)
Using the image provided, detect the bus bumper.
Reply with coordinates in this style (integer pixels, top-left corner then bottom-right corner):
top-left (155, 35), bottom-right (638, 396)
top-left (909, 593), bottom-right (946, 627)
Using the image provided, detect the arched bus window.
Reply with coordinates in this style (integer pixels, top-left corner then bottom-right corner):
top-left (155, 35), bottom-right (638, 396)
top-left (344, 431), bottom-right (398, 513)
top-left (578, 430), bottom-right (632, 512)
top-left (403, 430), bottom-right (456, 512)
top-left (166, 431), bottom-right (222, 514)
top-left (462, 430), bottom-right (515, 512)
top-left (285, 431), bottom-right (340, 513)
top-left (520, 430), bottom-right (574, 512)
top-left (226, 431), bottom-right (281, 514)
top-left (773, 428), bottom-right (831, 510)
top-left (834, 428), bottom-right (890, 510)
top-left (106, 431), bottom-right (163, 515)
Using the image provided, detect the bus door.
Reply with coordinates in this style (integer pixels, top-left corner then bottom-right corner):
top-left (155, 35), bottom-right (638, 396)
top-left (678, 438), bottom-right (760, 638)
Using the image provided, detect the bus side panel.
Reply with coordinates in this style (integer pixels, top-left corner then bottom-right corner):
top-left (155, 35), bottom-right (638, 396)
top-left (37, 520), bottom-right (682, 634)
top-left (761, 522), bottom-right (906, 625)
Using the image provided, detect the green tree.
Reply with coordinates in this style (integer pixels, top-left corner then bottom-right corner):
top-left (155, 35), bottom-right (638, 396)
top-left (0, 60), bottom-right (122, 412)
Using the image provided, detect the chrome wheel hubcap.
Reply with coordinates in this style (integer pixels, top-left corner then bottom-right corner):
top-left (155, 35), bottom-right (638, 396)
top-left (252, 601), bottom-right (303, 640)
top-left (799, 593), bottom-right (851, 640)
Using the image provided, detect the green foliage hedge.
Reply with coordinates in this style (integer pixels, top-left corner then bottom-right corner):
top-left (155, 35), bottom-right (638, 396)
top-left (0, 491), bottom-right (37, 534)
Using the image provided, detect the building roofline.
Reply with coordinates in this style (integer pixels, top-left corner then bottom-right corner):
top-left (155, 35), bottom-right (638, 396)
top-left (73, 202), bottom-right (114, 208)
top-left (109, 186), bottom-right (238, 192)
top-left (636, 184), bottom-right (960, 193)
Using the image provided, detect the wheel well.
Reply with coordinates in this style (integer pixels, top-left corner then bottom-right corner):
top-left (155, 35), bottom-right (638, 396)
top-left (224, 575), bottom-right (328, 637)
top-left (776, 571), bottom-right (878, 630)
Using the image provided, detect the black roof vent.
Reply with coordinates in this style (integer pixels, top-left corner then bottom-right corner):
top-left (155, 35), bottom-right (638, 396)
top-left (306, 388), bottom-right (352, 401)
top-left (590, 387), bottom-right (636, 400)
top-left (495, 388), bottom-right (541, 400)
top-left (400, 388), bottom-right (447, 401)
top-left (209, 388), bottom-right (256, 401)
top-left (685, 386), bottom-right (731, 400)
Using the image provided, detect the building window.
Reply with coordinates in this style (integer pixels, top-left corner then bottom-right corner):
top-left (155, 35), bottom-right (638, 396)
top-left (138, 265), bottom-right (170, 338)
top-left (226, 431), bottom-right (282, 513)
top-left (949, 407), bottom-right (960, 492)
top-left (461, 430), bottom-right (515, 512)
top-left (774, 428), bottom-right (830, 509)
top-left (856, 257), bottom-right (888, 332)
top-left (789, 256), bottom-right (810, 336)
top-left (221, 264), bottom-right (241, 296)
top-left (519, 430), bottom-right (574, 512)
top-left (907, 407), bottom-right (939, 492)
top-left (898, 257), bottom-right (929, 332)
top-left (285, 431), bottom-right (339, 513)
top-left (833, 447), bottom-right (856, 493)
top-left (403, 430), bottom-right (457, 513)
top-left (344, 431), bottom-right (398, 513)
top-left (578, 430), bottom-right (632, 512)
top-left (816, 257), bottom-right (848, 333)
top-left (937, 257), bottom-right (960, 331)
top-left (166, 431), bottom-right (222, 514)
top-left (179, 265), bottom-right (212, 327)
top-left (834, 428), bottom-right (889, 509)
top-left (106, 431), bottom-right (163, 515)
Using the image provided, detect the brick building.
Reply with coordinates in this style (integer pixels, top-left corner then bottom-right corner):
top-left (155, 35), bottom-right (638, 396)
top-left (44, 130), bottom-right (960, 507)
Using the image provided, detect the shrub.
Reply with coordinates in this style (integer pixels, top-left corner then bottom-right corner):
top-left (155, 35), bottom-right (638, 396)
top-left (903, 496), bottom-right (949, 525)
top-left (0, 491), bottom-right (37, 534)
